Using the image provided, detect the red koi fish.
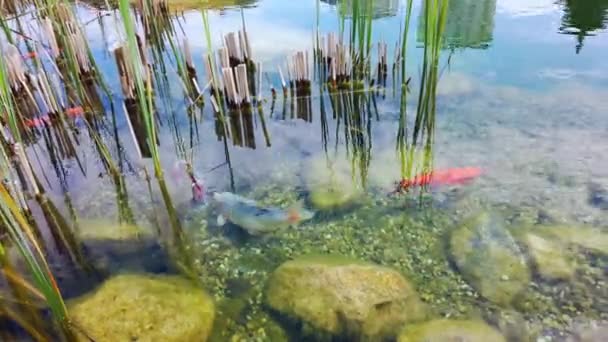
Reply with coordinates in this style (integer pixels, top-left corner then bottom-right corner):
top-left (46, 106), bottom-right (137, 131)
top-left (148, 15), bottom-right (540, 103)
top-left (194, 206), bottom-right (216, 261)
top-left (392, 167), bottom-right (483, 194)
top-left (23, 106), bottom-right (85, 128)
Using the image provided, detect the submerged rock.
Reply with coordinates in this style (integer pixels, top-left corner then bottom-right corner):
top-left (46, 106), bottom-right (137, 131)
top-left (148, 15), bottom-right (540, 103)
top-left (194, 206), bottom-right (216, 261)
top-left (78, 220), bottom-right (170, 275)
top-left (485, 309), bottom-right (540, 342)
top-left (69, 274), bottom-right (215, 342)
top-left (265, 254), bottom-right (427, 339)
top-left (397, 319), bottom-right (506, 342)
top-left (309, 185), bottom-right (359, 210)
top-left (519, 233), bottom-right (576, 281)
top-left (533, 225), bottom-right (608, 256)
top-left (78, 219), bottom-right (154, 241)
top-left (305, 155), bottom-right (363, 210)
top-left (514, 224), bottom-right (607, 283)
top-left (449, 212), bottom-right (530, 306)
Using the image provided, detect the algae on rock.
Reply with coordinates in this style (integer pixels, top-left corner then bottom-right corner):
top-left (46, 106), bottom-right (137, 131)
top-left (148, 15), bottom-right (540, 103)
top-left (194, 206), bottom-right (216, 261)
top-left (520, 233), bottom-right (576, 281)
top-left (69, 274), bottom-right (215, 342)
top-left (77, 220), bottom-right (169, 275)
top-left (78, 219), bottom-right (154, 241)
top-left (265, 254), bottom-right (428, 340)
top-left (449, 212), bottom-right (530, 306)
top-left (533, 225), bottom-right (608, 256)
top-left (305, 155), bottom-right (363, 210)
top-left (514, 224), bottom-right (608, 280)
top-left (398, 319), bottom-right (506, 342)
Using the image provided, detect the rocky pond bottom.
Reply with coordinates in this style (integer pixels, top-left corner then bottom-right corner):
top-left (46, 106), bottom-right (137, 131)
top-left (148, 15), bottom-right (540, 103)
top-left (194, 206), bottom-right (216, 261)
top-left (65, 182), bottom-right (608, 342)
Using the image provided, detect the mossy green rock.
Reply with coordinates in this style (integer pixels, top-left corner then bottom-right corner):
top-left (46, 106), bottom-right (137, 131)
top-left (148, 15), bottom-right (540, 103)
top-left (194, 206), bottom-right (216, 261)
top-left (450, 212), bottom-right (530, 306)
top-left (306, 156), bottom-right (363, 209)
top-left (520, 233), bottom-right (576, 281)
top-left (398, 319), bottom-right (506, 342)
top-left (534, 225), bottom-right (608, 256)
top-left (77, 220), bottom-right (169, 276)
top-left (309, 185), bottom-right (359, 209)
top-left (69, 274), bottom-right (215, 342)
top-left (78, 219), bottom-right (153, 241)
top-left (265, 255), bottom-right (427, 339)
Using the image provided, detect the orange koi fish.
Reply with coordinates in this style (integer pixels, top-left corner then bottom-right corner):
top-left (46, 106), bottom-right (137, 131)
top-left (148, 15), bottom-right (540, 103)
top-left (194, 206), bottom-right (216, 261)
top-left (392, 167), bottom-right (483, 194)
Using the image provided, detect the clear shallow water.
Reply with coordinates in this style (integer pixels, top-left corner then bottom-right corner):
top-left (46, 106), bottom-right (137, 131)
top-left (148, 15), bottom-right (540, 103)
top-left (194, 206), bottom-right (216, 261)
top-left (3, 0), bottom-right (608, 341)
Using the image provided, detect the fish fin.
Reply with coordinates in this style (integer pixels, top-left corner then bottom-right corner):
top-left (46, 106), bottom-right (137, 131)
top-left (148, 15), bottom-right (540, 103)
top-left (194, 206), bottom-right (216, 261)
top-left (217, 214), bottom-right (226, 226)
top-left (286, 200), bottom-right (306, 224)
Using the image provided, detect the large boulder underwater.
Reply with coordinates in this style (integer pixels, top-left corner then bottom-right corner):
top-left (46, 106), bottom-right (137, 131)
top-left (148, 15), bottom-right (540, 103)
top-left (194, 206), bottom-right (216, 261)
top-left (449, 211), bottom-right (531, 306)
top-left (264, 254), bottom-right (428, 340)
top-left (69, 274), bottom-right (215, 342)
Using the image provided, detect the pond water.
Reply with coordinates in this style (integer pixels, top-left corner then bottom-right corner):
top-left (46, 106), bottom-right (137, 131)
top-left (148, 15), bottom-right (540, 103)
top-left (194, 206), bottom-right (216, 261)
top-left (2, 0), bottom-right (608, 341)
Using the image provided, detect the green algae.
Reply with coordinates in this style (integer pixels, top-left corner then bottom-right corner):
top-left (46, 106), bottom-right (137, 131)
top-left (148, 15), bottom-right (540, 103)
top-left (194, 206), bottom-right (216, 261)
top-left (78, 219), bottom-right (153, 241)
top-left (533, 225), bottom-right (608, 256)
top-left (520, 233), bottom-right (576, 281)
top-left (310, 185), bottom-right (361, 210)
top-left (305, 154), bottom-right (365, 210)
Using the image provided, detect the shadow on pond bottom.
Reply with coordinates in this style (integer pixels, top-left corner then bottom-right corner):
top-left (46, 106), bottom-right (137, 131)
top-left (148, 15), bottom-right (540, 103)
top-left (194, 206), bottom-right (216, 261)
top-left (18, 181), bottom-right (604, 342)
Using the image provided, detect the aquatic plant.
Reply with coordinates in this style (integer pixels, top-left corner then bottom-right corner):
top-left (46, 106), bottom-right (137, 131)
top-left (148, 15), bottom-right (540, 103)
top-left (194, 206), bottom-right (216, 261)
top-left (117, 0), bottom-right (189, 268)
top-left (414, 0), bottom-right (449, 145)
top-left (0, 63), bottom-right (75, 338)
top-left (396, 0), bottom-right (414, 179)
top-left (0, 248), bottom-right (48, 341)
top-left (397, 0), bottom-right (448, 184)
top-left (202, 9), bottom-right (236, 190)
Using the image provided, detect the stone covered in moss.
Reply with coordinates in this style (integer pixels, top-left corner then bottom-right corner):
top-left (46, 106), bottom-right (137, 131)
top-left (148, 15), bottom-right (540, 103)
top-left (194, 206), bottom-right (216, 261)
top-left (398, 319), bottom-right (506, 342)
top-left (78, 220), bottom-right (169, 275)
top-left (534, 225), bottom-right (607, 256)
top-left (450, 212), bottom-right (530, 306)
top-left (485, 309), bottom-right (540, 342)
top-left (78, 219), bottom-right (153, 241)
top-left (69, 274), bottom-right (215, 342)
top-left (305, 155), bottom-right (363, 210)
top-left (520, 233), bottom-right (576, 281)
top-left (265, 254), bottom-right (427, 339)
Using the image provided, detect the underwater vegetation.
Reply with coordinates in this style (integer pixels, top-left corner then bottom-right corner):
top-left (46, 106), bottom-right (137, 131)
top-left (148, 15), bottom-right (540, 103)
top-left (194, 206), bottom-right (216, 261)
top-left (0, 0), bottom-right (606, 341)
